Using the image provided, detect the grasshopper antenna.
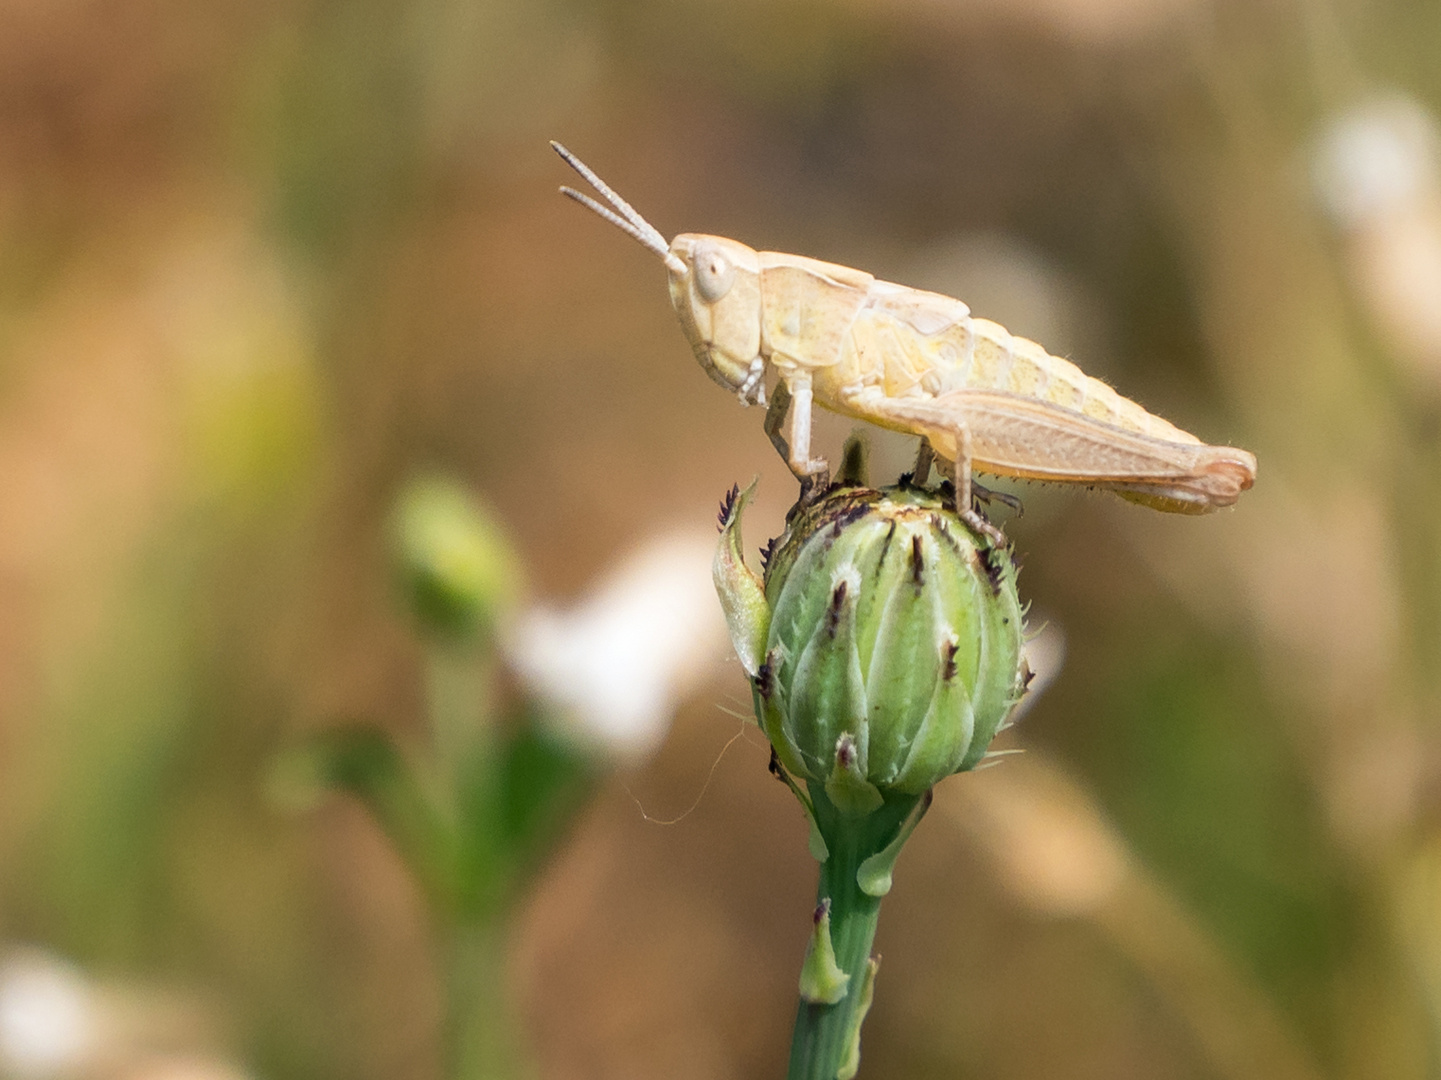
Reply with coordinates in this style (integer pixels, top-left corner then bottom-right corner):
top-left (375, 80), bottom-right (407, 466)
top-left (551, 141), bottom-right (686, 274)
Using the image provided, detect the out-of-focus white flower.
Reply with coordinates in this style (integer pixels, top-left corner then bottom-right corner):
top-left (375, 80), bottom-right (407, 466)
top-left (0, 949), bottom-right (98, 1080)
top-left (1313, 95), bottom-right (1440, 229)
top-left (1312, 94), bottom-right (1441, 382)
top-left (506, 531), bottom-right (728, 764)
top-left (0, 948), bottom-right (251, 1080)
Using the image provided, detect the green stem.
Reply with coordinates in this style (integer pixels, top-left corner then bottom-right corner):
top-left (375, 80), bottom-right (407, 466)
top-left (425, 647), bottom-right (494, 784)
top-left (787, 785), bottom-right (923, 1080)
top-left (442, 921), bottom-right (528, 1080)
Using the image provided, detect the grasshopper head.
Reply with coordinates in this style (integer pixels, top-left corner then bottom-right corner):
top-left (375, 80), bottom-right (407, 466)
top-left (553, 142), bottom-right (768, 405)
top-left (666, 234), bottom-right (765, 403)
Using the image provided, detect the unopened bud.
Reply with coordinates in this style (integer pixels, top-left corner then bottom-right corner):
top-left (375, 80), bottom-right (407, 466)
top-left (391, 476), bottom-right (521, 641)
top-left (718, 483), bottom-right (1028, 809)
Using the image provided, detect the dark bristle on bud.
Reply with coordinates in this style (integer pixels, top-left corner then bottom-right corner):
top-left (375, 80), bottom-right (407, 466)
top-left (837, 435), bottom-right (869, 486)
top-left (813, 899), bottom-right (831, 924)
top-left (941, 640), bottom-right (959, 683)
top-left (931, 517), bottom-right (963, 557)
top-left (755, 658), bottom-right (775, 700)
top-left (825, 581), bottom-right (848, 637)
top-left (875, 520), bottom-right (896, 570)
top-left (760, 536), bottom-right (778, 574)
top-left (910, 535), bottom-right (925, 588)
top-left (717, 484), bottom-right (741, 531)
top-left (980, 545), bottom-right (1005, 595)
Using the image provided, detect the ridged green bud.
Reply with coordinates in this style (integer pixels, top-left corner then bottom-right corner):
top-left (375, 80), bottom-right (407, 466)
top-left (719, 482), bottom-right (1028, 811)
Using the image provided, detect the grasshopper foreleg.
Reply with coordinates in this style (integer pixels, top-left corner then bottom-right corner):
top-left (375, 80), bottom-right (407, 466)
top-left (763, 380), bottom-right (793, 463)
top-left (767, 375), bottom-right (829, 500)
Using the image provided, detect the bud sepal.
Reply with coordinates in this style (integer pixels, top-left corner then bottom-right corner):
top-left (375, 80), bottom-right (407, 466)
top-left (714, 479), bottom-right (770, 679)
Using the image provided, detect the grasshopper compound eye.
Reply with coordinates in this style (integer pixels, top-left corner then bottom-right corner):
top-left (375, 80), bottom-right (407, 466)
top-left (693, 244), bottom-right (736, 303)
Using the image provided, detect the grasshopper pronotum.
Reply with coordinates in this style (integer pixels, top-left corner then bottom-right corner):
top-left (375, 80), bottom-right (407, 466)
top-left (553, 142), bottom-right (1256, 543)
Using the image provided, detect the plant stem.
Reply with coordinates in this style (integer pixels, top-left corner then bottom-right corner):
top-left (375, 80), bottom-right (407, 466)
top-left (787, 785), bottom-right (922, 1080)
top-left (442, 921), bottom-right (526, 1080)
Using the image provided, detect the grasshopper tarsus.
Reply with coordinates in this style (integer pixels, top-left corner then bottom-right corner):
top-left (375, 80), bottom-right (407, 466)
top-left (964, 508), bottom-right (1009, 552)
top-left (797, 469), bottom-right (831, 506)
top-left (937, 478), bottom-right (1009, 549)
top-left (783, 469), bottom-right (833, 527)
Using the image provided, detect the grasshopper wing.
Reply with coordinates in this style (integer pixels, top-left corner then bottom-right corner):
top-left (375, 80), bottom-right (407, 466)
top-left (844, 388), bottom-right (1256, 513)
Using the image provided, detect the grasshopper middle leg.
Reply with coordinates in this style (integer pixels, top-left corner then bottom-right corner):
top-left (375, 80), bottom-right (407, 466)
top-left (911, 437), bottom-right (935, 487)
top-left (971, 481), bottom-right (1024, 518)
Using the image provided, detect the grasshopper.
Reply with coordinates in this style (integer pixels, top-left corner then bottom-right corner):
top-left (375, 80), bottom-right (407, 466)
top-left (552, 142), bottom-right (1256, 543)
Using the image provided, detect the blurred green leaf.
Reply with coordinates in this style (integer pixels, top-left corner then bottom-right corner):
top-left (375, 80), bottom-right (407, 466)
top-left (282, 726), bottom-right (457, 909)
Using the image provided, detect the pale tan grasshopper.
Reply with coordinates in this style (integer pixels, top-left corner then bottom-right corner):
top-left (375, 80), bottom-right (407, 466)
top-left (553, 142), bottom-right (1256, 543)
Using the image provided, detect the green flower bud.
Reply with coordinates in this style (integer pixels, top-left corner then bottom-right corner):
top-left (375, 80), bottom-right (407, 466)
top-left (391, 476), bottom-right (521, 641)
top-left (716, 471), bottom-right (1031, 1080)
top-left (721, 483), bottom-right (1028, 809)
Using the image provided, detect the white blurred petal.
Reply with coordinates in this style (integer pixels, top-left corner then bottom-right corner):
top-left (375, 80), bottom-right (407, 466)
top-left (0, 949), bottom-right (97, 1080)
top-left (507, 531), bottom-right (727, 763)
top-left (1313, 94), bottom-right (1440, 228)
top-left (1314, 95), bottom-right (1441, 383)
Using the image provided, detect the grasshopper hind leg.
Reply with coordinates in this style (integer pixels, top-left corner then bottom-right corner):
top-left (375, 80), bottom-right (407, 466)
top-left (840, 390), bottom-right (1008, 547)
top-left (910, 438), bottom-right (1022, 523)
top-left (950, 423), bottom-right (1008, 548)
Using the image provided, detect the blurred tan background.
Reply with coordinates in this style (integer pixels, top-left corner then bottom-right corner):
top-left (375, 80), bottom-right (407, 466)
top-left (2, 0), bottom-right (1441, 1077)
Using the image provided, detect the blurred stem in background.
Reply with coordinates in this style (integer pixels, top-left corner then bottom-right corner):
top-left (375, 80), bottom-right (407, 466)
top-left (444, 922), bottom-right (520, 1080)
top-left (946, 754), bottom-right (1327, 1080)
top-left (274, 474), bottom-right (722, 1080)
top-left (276, 476), bottom-right (590, 1080)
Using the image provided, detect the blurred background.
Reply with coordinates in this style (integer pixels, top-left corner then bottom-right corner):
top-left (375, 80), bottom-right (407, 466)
top-left (2, 0), bottom-right (1440, 1077)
